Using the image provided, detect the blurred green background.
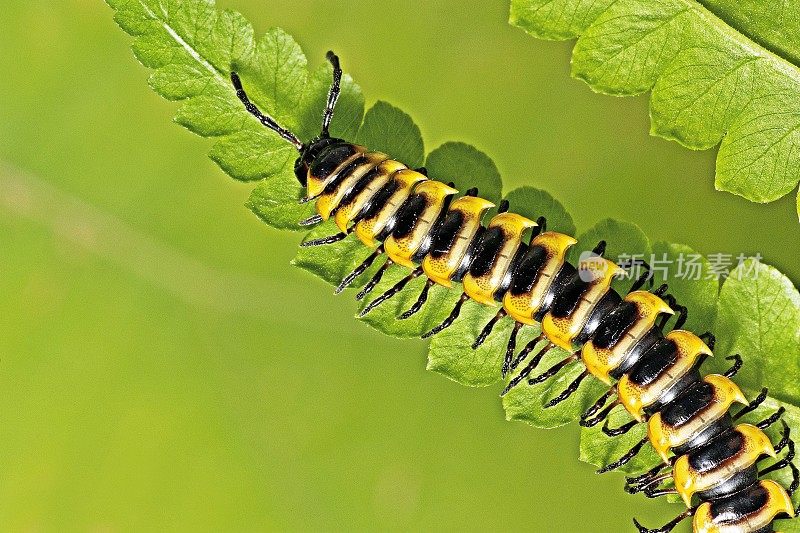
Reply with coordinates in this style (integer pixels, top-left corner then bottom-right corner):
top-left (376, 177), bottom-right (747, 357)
top-left (1, 0), bottom-right (797, 531)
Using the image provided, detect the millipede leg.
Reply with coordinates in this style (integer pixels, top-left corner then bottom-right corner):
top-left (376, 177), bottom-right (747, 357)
top-left (531, 216), bottom-right (547, 239)
top-left (699, 331), bottom-right (716, 350)
top-left (527, 217), bottom-right (546, 244)
top-left (757, 407), bottom-right (786, 429)
top-left (773, 421), bottom-right (791, 454)
top-left (299, 214), bottom-right (323, 227)
top-left (336, 247), bottom-right (384, 294)
top-left (502, 321), bottom-right (523, 377)
top-left (602, 418), bottom-right (638, 437)
top-left (723, 354), bottom-right (743, 378)
top-left (597, 436), bottom-right (649, 474)
top-left (760, 437), bottom-right (795, 476)
top-left (643, 487), bottom-right (678, 499)
top-left (581, 400), bottom-right (620, 428)
top-left (789, 462), bottom-right (799, 496)
top-left (399, 278), bottom-right (435, 319)
top-left (633, 509), bottom-right (694, 533)
top-left (656, 312), bottom-right (670, 330)
top-left (421, 293), bottom-right (469, 339)
top-left (580, 389), bottom-right (616, 426)
top-left (626, 464), bottom-right (670, 493)
top-left (655, 294), bottom-right (685, 331)
top-left (758, 422), bottom-right (791, 473)
top-left (509, 334), bottom-right (545, 372)
top-left (627, 259), bottom-right (652, 292)
top-left (359, 268), bottom-right (423, 317)
top-left (301, 232), bottom-right (348, 247)
top-left (528, 354), bottom-right (578, 385)
top-left (659, 294), bottom-right (687, 330)
top-left (356, 259), bottom-right (393, 301)
top-left (473, 309), bottom-right (506, 349)
top-left (501, 342), bottom-right (554, 396)
top-left (628, 467), bottom-right (667, 486)
top-left (672, 303), bottom-right (688, 330)
top-left (592, 240), bottom-right (607, 257)
top-left (734, 387), bottom-right (768, 419)
top-left (626, 472), bottom-right (672, 494)
top-left (545, 370), bottom-right (588, 408)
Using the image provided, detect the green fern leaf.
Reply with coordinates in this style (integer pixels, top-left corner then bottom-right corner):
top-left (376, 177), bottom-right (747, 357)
top-left (109, 0), bottom-right (361, 187)
top-left (510, 0), bottom-right (800, 219)
top-left (714, 259), bottom-right (800, 404)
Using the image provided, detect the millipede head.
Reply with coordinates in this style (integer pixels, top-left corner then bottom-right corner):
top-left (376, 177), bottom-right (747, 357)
top-left (293, 136), bottom-right (342, 186)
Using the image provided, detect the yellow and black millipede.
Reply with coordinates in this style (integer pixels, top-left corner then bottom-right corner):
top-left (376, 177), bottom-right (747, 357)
top-left (231, 52), bottom-right (799, 533)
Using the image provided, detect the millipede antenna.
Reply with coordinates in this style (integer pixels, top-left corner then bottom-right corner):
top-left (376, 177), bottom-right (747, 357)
top-left (322, 51), bottom-right (343, 137)
top-left (230, 72), bottom-right (303, 151)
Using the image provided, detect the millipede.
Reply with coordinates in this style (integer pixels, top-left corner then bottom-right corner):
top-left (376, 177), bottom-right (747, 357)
top-left (230, 52), bottom-right (799, 533)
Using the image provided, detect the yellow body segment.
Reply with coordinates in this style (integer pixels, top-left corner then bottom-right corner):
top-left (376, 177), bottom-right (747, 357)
top-left (333, 159), bottom-right (405, 233)
top-left (673, 424), bottom-right (776, 507)
top-left (353, 167), bottom-right (421, 248)
top-left (306, 144), bottom-right (367, 199)
top-left (692, 481), bottom-right (795, 533)
top-left (462, 212), bottom-right (537, 306)
top-left (421, 195), bottom-right (495, 287)
top-left (648, 374), bottom-right (749, 463)
top-left (617, 330), bottom-right (713, 421)
top-left (315, 152), bottom-right (388, 220)
top-left (384, 180), bottom-right (458, 268)
top-left (581, 291), bottom-right (674, 385)
top-left (502, 232), bottom-right (577, 325)
top-left (541, 257), bottom-right (624, 351)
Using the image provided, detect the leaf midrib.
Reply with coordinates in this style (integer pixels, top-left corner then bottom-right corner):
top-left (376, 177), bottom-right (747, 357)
top-left (687, 0), bottom-right (800, 84)
top-left (139, 0), bottom-right (227, 84)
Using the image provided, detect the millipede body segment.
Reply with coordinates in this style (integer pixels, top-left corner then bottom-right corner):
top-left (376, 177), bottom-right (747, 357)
top-left (230, 53), bottom-right (799, 532)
